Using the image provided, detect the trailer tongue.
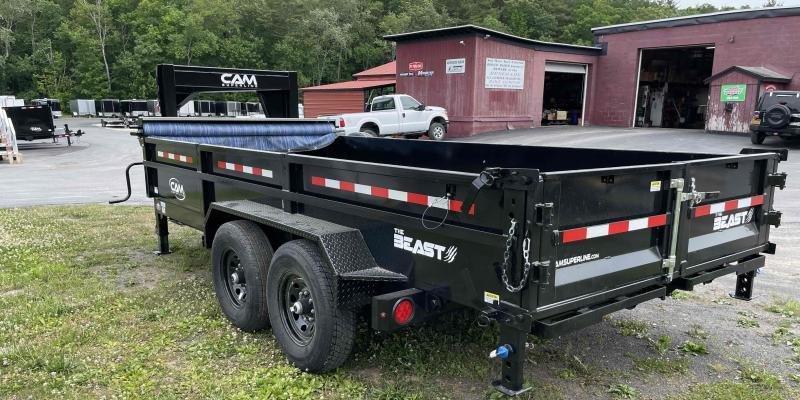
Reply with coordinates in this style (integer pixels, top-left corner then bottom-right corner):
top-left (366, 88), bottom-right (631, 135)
top-left (115, 65), bottom-right (787, 396)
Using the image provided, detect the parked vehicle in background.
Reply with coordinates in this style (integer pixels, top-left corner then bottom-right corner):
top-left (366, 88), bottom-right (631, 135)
top-left (97, 99), bottom-right (121, 118)
top-left (70, 99), bottom-right (97, 117)
top-left (4, 106), bottom-right (56, 141)
top-left (329, 94), bottom-right (448, 140)
top-left (121, 100), bottom-right (150, 117)
top-left (31, 98), bottom-right (62, 118)
top-left (749, 90), bottom-right (800, 144)
top-left (0, 96), bottom-right (25, 108)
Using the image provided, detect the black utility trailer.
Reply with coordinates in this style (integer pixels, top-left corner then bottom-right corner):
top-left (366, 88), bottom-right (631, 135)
top-left (122, 116), bottom-right (785, 395)
top-left (116, 65), bottom-right (786, 395)
top-left (4, 105), bottom-right (83, 145)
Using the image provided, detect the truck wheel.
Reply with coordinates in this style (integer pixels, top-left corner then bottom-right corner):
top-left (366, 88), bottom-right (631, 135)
top-left (750, 131), bottom-right (766, 145)
top-left (267, 239), bottom-right (356, 372)
top-left (428, 122), bottom-right (446, 141)
top-left (211, 220), bottom-right (273, 332)
top-left (360, 127), bottom-right (377, 136)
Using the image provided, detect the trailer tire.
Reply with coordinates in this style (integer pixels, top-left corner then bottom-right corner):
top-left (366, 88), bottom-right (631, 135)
top-left (750, 131), bottom-right (766, 145)
top-left (211, 220), bottom-right (273, 332)
top-left (266, 239), bottom-right (356, 372)
top-left (427, 122), bottom-right (446, 140)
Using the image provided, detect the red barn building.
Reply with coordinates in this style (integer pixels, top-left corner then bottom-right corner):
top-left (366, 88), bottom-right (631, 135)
top-left (385, 6), bottom-right (800, 137)
top-left (302, 61), bottom-right (396, 118)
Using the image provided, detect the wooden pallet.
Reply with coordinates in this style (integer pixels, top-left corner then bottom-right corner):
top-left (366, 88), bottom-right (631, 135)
top-left (0, 109), bottom-right (22, 164)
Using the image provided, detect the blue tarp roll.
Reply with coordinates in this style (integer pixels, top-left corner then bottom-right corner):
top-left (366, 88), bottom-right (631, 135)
top-left (142, 121), bottom-right (337, 152)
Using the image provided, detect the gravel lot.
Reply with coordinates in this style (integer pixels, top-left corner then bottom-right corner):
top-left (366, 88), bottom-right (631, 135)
top-left (0, 117), bottom-right (147, 207)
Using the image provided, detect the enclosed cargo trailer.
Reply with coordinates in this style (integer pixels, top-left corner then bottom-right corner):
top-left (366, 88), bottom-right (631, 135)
top-left (70, 99), bottom-right (97, 117)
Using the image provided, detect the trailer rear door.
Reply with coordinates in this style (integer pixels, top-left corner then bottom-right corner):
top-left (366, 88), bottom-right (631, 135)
top-left (678, 154), bottom-right (779, 276)
top-left (536, 165), bottom-right (681, 308)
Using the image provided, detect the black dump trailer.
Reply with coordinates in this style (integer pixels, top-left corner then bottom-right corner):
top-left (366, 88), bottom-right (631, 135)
top-left (121, 116), bottom-right (786, 395)
top-left (115, 65), bottom-right (786, 396)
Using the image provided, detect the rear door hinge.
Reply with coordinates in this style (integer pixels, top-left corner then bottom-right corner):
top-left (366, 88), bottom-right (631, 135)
top-left (767, 172), bottom-right (787, 190)
top-left (533, 260), bottom-right (551, 284)
top-left (765, 210), bottom-right (782, 227)
top-left (534, 202), bottom-right (554, 227)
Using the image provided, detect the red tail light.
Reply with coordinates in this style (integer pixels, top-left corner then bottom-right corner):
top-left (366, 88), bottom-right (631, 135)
top-left (752, 111), bottom-right (761, 119)
top-left (393, 298), bottom-right (414, 325)
top-left (339, 117), bottom-right (345, 127)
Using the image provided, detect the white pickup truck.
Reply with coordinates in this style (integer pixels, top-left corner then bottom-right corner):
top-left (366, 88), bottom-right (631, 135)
top-left (330, 94), bottom-right (449, 140)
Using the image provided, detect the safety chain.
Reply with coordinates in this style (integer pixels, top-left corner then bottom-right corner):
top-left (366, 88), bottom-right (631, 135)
top-left (500, 218), bottom-right (533, 293)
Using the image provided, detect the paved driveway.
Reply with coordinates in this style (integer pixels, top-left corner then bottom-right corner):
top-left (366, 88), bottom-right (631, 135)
top-left (0, 118), bottom-right (148, 207)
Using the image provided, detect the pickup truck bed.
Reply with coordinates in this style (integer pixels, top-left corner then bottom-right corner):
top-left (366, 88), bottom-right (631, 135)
top-left (130, 117), bottom-right (786, 396)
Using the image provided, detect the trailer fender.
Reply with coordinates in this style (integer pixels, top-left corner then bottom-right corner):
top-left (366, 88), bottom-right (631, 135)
top-left (205, 200), bottom-right (407, 307)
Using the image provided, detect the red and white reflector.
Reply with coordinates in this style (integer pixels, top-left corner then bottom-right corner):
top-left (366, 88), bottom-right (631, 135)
top-left (561, 214), bottom-right (668, 244)
top-left (310, 176), bottom-right (475, 214)
top-left (157, 150), bottom-right (193, 164)
top-left (693, 194), bottom-right (764, 218)
top-left (217, 160), bottom-right (274, 178)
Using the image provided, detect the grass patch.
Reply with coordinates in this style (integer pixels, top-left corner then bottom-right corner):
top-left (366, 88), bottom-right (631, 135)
top-left (670, 290), bottom-right (695, 300)
top-left (680, 341), bottom-right (708, 356)
top-left (765, 298), bottom-right (800, 318)
top-left (608, 383), bottom-right (638, 399)
top-left (632, 356), bottom-right (690, 375)
top-left (687, 324), bottom-right (708, 340)
top-left (737, 318), bottom-right (760, 328)
top-left (0, 205), bottom-right (513, 399)
top-left (613, 319), bottom-right (650, 338)
top-left (648, 334), bottom-right (672, 354)
top-left (670, 380), bottom-right (793, 400)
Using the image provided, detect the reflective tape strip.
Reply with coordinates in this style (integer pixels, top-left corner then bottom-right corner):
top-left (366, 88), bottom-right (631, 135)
top-left (157, 150), bottom-right (193, 164)
top-left (310, 175), bottom-right (475, 214)
top-left (216, 160), bottom-right (273, 178)
top-left (693, 194), bottom-right (764, 218)
top-left (561, 213), bottom-right (668, 244)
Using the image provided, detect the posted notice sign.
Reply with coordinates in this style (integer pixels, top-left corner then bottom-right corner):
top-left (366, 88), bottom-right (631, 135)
top-left (446, 58), bottom-right (466, 74)
top-left (485, 58), bottom-right (525, 89)
top-left (720, 84), bottom-right (747, 102)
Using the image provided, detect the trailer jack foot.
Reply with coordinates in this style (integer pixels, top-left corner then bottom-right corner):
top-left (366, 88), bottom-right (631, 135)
top-left (155, 212), bottom-right (171, 255)
top-left (490, 325), bottom-right (532, 397)
top-left (731, 270), bottom-right (756, 301)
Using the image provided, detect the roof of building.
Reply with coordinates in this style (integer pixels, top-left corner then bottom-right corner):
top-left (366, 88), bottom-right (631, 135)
top-left (384, 25), bottom-right (602, 56)
top-left (704, 65), bottom-right (792, 84)
top-left (593, 6), bottom-right (800, 36)
top-left (353, 61), bottom-right (396, 78)
top-left (302, 79), bottom-right (395, 92)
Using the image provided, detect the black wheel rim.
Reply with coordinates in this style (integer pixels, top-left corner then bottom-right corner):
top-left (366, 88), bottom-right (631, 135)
top-left (222, 249), bottom-right (247, 307)
top-left (279, 273), bottom-right (315, 345)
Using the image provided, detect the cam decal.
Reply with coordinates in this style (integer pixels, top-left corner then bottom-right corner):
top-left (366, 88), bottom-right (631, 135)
top-left (169, 177), bottom-right (186, 201)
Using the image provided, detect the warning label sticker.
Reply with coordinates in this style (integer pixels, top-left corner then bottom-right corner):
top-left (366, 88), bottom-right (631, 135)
top-left (484, 291), bottom-right (500, 305)
top-left (650, 180), bottom-right (662, 192)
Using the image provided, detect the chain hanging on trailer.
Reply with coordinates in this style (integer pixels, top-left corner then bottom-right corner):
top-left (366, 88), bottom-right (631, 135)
top-left (499, 218), bottom-right (533, 293)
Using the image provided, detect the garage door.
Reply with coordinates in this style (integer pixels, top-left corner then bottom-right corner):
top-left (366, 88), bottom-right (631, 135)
top-left (545, 62), bottom-right (586, 74)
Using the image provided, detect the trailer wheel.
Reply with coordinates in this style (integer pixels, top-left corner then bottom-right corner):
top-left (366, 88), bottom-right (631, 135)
top-left (211, 220), bottom-right (273, 332)
top-left (267, 239), bottom-right (356, 372)
top-left (428, 122), bottom-right (446, 141)
top-left (750, 131), bottom-right (766, 144)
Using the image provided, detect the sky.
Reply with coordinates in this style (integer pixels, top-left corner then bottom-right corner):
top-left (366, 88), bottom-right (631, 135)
top-left (677, 0), bottom-right (800, 8)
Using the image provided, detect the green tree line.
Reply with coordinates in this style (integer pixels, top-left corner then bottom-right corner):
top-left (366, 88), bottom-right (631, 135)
top-left (0, 0), bottom-right (744, 104)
